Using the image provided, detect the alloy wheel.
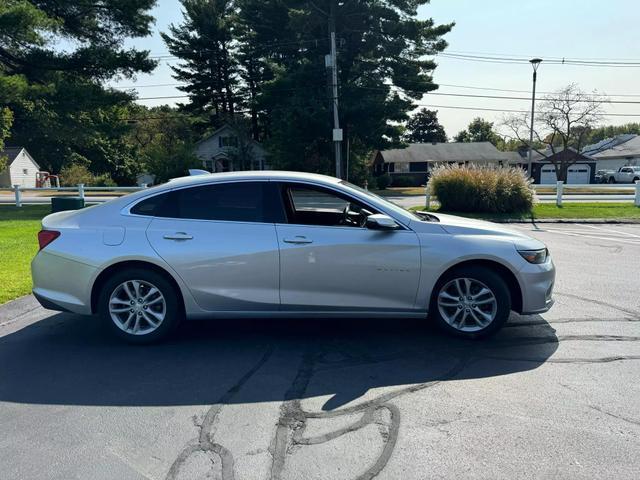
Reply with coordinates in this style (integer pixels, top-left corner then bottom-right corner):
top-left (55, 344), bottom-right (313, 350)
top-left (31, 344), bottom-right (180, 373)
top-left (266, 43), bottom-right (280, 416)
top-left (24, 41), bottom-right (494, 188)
top-left (437, 277), bottom-right (498, 332)
top-left (108, 280), bottom-right (166, 335)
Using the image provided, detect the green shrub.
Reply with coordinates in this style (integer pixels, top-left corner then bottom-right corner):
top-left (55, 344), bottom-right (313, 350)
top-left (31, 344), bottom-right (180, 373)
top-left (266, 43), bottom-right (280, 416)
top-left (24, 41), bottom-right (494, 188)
top-left (428, 164), bottom-right (535, 213)
top-left (391, 175), bottom-right (418, 187)
top-left (59, 164), bottom-right (117, 187)
top-left (376, 173), bottom-right (391, 189)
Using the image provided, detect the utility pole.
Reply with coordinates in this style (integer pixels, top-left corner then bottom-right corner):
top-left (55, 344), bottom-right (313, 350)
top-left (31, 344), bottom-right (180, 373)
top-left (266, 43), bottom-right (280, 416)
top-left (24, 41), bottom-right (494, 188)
top-left (527, 58), bottom-right (542, 178)
top-left (327, 2), bottom-right (343, 179)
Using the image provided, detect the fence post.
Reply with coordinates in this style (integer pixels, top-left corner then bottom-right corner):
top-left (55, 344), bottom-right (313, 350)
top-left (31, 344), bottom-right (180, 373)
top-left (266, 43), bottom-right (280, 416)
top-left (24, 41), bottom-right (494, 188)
top-left (13, 185), bottom-right (22, 207)
top-left (425, 181), bottom-right (431, 210)
top-left (77, 183), bottom-right (85, 200)
top-left (635, 180), bottom-right (640, 207)
top-left (556, 181), bottom-right (564, 207)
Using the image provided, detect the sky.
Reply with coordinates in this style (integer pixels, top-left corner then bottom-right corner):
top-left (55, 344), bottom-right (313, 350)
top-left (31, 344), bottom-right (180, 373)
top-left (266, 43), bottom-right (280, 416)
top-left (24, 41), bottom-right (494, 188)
top-left (115, 0), bottom-right (640, 139)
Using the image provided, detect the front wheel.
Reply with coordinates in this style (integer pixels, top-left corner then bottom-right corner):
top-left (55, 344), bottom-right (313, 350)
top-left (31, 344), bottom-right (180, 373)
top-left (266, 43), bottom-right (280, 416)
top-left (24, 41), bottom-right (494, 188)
top-left (430, 266), bottom-right (511, 339)
top-left (98, 268), bottom-right (181, 344)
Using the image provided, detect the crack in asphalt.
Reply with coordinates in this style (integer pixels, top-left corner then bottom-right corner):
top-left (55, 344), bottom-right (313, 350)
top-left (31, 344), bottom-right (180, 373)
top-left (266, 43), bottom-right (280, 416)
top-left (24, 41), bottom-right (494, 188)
top-left (555, 291), bottom-right (640, 317)
top-left (160, 310), bottom-right (640, 480)
top-left (165, 345), bottom-right (275, 480)
top-left (268, 344), bottom-right (470, 480)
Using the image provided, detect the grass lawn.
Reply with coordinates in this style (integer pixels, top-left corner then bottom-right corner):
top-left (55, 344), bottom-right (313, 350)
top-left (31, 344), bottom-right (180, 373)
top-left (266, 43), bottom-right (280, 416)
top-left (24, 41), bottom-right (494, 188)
top-left (413, 202), bottom-right (640, 221)
top-left (372, 187), bottom-right (426, 196)
top-left (0, 205), bottom-right (50, 304)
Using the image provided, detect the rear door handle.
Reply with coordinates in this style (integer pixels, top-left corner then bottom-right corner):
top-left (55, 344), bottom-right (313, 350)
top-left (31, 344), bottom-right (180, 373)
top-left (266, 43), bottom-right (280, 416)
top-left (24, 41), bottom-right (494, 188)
top-left (283, 236), bottom-right (313, 244)
top-left (163, 232), bottom-right (193, 241)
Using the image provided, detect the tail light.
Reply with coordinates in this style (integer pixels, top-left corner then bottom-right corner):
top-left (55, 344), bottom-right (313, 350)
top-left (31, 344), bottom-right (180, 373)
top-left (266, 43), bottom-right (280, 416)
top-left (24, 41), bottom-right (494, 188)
top-left (38, 230), bottom-right (60, 250)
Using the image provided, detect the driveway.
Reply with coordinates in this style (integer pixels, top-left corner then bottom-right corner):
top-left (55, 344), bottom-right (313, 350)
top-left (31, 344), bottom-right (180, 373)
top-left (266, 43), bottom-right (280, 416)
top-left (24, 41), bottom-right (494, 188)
top-left (0, 223), bottom-right (639, 479)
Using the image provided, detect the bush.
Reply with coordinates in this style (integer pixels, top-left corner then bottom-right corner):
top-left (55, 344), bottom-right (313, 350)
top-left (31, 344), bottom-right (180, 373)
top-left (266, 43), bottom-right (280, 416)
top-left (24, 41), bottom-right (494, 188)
top-left (59, 164), bottom-right (117, 187)
top-left (376, 173), bottom-right (391, 190)
top-left (391, 175), bottom-right (418, 187)
top-left (428, 164), bottom-right (535, 213)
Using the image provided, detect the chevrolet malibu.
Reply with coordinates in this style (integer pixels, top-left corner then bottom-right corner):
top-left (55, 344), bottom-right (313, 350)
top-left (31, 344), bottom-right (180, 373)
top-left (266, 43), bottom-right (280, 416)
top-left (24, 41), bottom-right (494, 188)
top-left (31, 171), bottom-right (555, 343)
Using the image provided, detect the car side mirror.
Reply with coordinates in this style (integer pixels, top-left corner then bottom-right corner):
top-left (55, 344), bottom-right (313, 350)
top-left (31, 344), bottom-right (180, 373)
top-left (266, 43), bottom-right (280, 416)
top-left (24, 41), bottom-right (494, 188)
top-left (366, 214), bottom-right (400, 230)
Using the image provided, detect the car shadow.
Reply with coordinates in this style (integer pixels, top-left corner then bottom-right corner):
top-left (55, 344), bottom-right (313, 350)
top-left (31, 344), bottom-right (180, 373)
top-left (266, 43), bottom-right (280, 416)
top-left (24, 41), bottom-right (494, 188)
top-left (0, 312), bottom-right (558, 409)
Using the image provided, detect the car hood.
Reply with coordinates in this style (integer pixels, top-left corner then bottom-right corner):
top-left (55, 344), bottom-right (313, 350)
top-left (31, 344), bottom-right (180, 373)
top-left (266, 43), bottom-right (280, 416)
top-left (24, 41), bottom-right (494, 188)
top-left (425, 213), bottom-right (545, 250)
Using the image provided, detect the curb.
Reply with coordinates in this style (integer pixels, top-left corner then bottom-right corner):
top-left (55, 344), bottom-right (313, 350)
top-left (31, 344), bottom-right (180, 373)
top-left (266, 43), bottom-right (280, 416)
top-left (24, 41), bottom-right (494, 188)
top-left (488, 218), bottom-right (640, 224)
top-left (0, 294), bottom-right (40, 324)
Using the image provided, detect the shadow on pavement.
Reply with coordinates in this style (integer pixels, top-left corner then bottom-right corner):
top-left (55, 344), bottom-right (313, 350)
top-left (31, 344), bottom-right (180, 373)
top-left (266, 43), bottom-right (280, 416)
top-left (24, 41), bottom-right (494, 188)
top-left (0, 312), bottom-right (558, 409)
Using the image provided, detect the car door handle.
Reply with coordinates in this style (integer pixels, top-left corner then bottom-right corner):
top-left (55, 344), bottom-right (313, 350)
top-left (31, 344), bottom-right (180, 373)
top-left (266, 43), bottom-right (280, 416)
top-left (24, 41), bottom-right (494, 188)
top-left (163, 232), bottom-right (193, 241)
top-left (283, 236), bottom-right (313, 244)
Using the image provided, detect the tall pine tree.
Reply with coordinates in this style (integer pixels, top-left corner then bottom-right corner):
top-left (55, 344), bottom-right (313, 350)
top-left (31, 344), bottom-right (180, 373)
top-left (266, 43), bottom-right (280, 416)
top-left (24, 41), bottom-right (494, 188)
top-left (162, 0), bottom-right (240, 129)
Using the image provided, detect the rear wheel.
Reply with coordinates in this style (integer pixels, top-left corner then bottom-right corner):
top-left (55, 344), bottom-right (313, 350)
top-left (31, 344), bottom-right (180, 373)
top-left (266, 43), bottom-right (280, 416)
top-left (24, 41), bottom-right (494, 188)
top-left (608, 177), bottom-right (616, 184)
top-left (98, 268), bottom-right (181, 344)
top-left (430, 266), bottom-right (511, 338)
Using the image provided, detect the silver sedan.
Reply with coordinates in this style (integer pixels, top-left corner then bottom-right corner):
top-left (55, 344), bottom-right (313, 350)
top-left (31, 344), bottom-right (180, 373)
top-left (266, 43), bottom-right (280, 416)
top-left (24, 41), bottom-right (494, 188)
top-left (31, 171), bottom-right (555, 343)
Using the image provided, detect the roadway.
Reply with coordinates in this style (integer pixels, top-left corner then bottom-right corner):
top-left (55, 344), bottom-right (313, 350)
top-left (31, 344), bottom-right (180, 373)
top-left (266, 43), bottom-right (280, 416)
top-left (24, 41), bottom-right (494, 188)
top-left (1, 223), bottom-right (639, 479)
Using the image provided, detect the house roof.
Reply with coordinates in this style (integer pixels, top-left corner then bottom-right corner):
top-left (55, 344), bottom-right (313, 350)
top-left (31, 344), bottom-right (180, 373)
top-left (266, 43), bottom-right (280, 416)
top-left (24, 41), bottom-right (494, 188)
top-left (582, 134), bottom-right (636, 157)
top-left (0, 147), bottom-right (40, 169)
top-left (587, 134), bottom-right (640, 159)
top-left (0, 147), bottom-right (23, 164)
top-left (529, 146), bottom-right (596, 163)
top-left (377, 142), bottom-right (521, 164)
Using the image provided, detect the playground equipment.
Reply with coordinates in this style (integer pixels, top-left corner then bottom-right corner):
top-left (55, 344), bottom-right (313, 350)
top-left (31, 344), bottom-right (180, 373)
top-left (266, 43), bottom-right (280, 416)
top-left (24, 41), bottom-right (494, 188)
top-left (35, 171), bottom-right (61, 188)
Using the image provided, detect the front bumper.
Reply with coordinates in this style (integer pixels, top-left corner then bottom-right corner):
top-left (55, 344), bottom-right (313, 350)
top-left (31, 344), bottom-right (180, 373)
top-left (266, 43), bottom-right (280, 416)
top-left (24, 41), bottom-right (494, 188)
top-left (518, 258), bottom-right (556, 315)
top-left (31, 250), bottom-right (96, 315)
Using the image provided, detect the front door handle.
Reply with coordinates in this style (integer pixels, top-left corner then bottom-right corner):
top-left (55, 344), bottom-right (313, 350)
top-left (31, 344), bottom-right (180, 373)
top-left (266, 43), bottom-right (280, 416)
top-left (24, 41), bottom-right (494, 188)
top-left (283, 236), bottom-right (313, 244)
top-left (163, 232), bottom-right (193, 241)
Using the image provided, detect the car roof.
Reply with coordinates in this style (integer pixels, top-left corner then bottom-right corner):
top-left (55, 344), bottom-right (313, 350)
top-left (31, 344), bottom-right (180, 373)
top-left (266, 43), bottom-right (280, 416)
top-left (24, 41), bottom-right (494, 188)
top-left (165, 170), bottom-right (342, 188)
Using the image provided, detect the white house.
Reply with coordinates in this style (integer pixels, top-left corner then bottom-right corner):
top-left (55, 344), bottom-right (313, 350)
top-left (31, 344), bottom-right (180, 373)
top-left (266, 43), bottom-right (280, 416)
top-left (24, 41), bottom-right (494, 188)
top-left (195, 124), bottom-right (268, 173)
top-left (583, 134), bottom-right (640, 171)
top-left (0, 147), bottom-right (40, 188)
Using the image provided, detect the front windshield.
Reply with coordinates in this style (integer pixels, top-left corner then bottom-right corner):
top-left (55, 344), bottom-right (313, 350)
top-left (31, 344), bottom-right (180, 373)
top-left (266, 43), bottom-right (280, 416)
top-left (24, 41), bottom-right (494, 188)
top-left (339, 181), bottom-right (423, 222)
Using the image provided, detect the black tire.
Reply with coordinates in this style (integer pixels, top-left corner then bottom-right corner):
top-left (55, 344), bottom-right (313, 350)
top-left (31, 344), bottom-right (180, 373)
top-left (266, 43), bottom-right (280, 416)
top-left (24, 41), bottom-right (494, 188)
top-left (608, 177), bottom-right (616, 184)
top-left (429, 266), bottom-right (511, 339)
top-left (98, 268), bottom-right (181, 344)
top-left (633, 177), bottom-right (640, 183)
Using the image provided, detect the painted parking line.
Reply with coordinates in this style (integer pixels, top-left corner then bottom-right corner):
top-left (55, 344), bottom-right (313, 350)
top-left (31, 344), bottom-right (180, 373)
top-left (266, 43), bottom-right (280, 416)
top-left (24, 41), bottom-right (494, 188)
top-left (511, 224), bottom-right (640, 246)
top-left (580, 224), bottom-right (640, 239)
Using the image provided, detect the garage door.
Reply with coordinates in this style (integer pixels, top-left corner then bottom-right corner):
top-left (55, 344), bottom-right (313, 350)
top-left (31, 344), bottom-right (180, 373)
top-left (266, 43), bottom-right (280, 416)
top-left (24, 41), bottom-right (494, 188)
top-left (540, 165), bottom-right (591, 184)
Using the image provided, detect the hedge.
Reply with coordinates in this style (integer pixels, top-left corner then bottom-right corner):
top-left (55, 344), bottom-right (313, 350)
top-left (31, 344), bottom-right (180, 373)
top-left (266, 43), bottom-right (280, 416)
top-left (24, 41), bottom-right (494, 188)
top-left (428, 164), bottom-right (535, 213)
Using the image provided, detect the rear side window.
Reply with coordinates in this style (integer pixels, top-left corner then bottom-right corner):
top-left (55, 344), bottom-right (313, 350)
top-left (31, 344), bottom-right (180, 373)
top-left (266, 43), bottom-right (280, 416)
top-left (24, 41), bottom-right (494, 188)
top-left (131, 192), bottom-right (174, 217)
top-left (174, 182), bottom-right (285, 223)
top-left (131, 182), bottom-right (285, 222)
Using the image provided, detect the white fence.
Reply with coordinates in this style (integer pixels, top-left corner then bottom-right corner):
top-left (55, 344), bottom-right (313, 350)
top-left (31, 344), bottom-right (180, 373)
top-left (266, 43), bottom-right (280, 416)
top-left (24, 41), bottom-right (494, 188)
top-left (424, 181), bottom-right (640, 209)
top-left (7, 183), bottom-right (146, 207)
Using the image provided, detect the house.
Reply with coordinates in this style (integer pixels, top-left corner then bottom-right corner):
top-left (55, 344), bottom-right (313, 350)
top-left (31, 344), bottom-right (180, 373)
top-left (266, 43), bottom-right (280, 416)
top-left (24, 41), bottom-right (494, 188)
top-left (0, 147), bottom-right (40, 188)
top-left (195, 124), bottom-right (268, 173)
top-left (583, 134), bottom-right (640, 171)
top-left (519, 148), bottom-right (596, 184)
top-left (372, 142), bottom-right (521, 186)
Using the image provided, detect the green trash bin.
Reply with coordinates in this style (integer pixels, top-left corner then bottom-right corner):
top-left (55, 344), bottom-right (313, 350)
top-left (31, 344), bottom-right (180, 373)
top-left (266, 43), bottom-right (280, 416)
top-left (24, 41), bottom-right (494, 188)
top-left (51, 196), bottom-right (85, 213)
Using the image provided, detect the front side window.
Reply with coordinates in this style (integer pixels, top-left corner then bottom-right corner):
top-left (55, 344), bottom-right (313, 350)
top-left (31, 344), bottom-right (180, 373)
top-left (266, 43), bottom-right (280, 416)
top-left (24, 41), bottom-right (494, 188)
top-left (281, 183), bottom-right (377, 228)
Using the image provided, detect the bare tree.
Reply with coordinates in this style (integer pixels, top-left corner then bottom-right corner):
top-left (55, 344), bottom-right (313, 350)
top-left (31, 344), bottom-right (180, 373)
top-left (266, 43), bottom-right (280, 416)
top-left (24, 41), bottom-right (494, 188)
top-left (501, 84), bottom-right (607, 182)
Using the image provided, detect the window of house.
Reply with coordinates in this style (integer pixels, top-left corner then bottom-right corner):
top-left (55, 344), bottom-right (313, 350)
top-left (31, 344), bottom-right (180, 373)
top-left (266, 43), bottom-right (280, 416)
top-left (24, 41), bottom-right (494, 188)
top-left (409, 162), bottom-right (428, 172)
top-left (218, 136), bottom-right (238, 148)
top-left (23, 169), bottom-right (28, 175)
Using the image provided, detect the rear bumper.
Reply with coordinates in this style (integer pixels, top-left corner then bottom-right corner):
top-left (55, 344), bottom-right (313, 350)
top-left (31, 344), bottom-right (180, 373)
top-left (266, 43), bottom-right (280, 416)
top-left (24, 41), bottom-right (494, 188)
top-left (31, 250), bottom-right (96, 315)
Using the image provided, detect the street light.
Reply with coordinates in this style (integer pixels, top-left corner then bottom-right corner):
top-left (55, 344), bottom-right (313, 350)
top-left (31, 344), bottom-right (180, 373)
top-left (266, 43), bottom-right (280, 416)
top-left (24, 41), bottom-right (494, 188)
top-left (527, 58), bottom-right (542, 179)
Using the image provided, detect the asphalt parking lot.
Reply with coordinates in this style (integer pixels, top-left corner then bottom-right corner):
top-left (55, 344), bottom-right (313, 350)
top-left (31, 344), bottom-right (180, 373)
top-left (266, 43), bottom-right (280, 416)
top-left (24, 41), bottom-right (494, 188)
top-left (1, 223), bottom-right (639, 480)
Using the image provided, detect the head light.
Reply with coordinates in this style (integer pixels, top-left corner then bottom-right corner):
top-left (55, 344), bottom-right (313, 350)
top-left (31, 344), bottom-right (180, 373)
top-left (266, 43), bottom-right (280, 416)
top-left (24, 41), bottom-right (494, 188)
top-left (518, 248), bottom-right (548, 264)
